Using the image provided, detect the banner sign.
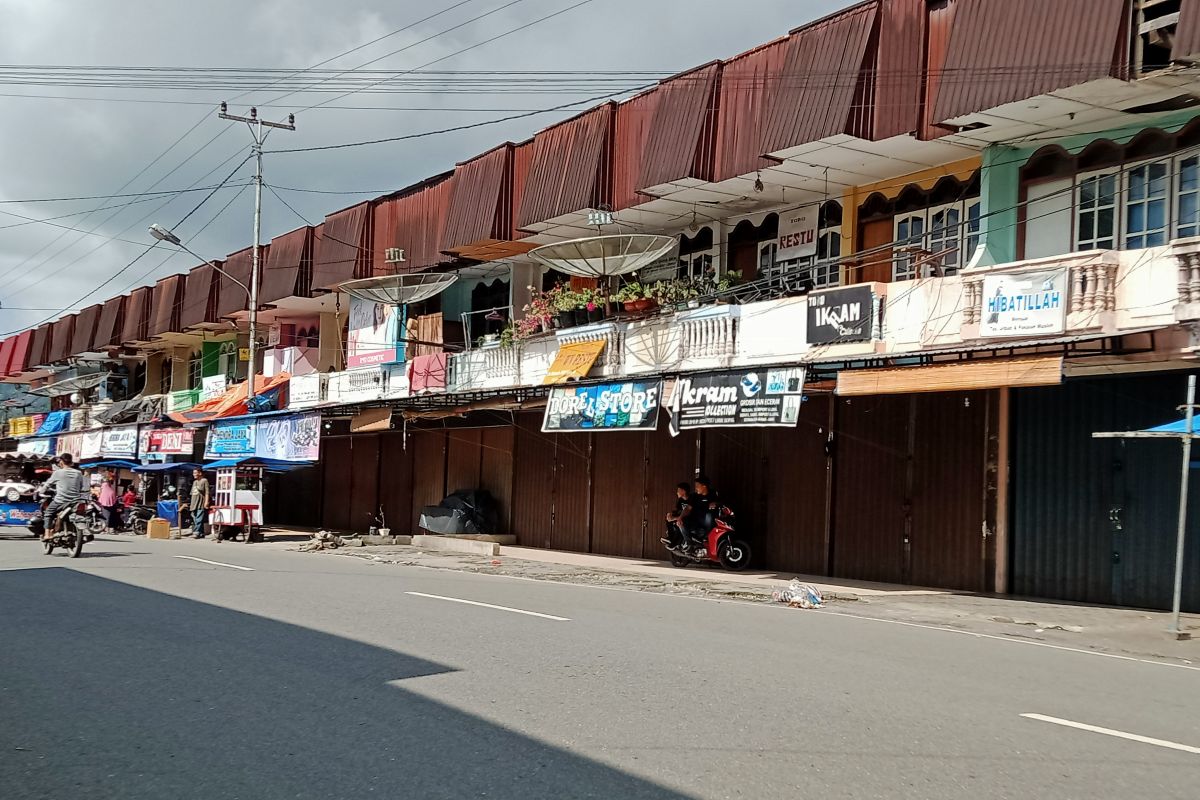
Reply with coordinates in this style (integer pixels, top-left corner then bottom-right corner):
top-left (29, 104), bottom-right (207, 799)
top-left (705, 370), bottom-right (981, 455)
top-left (100, 424), bottom-right (138, 457)
top-left (80, 429), bottom-right (103, 460)
top-left (776, 205), bottom-right (819, 261)
top-left (347, 296), bottom-right (400, 368)
top-left (542, 380), bottom-right (662, 432)
top-left (670, 368), bottom-right (805, 435)
top-left (16, 437), bottom-right (53, 455)
top-left (57, 432), bottom-right (83, 459)
top-left (201, 374), bottom-right (228, 401)
top-left (146, 428), bottom-right (195, 456)
top-left (980, 268), bottom-right (1067, 338)
top-left (255, 412), bottom-right (321, 461)
top-left (8, 416), bottom-right (34, 437)
top-left (0, 502), bottom-right (41, 526)
top-left (205, 419), bottom-right (256, 458)
top-left (806, 285), bottom-right (875, 344)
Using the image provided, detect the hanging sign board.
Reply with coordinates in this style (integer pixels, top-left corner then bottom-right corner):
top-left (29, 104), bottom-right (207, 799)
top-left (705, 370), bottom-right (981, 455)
top-left (542, 339), bottom-right (606, 385)
top-left (776, 205), bottom-right (819, 261)
top-left (347, 296), bottom-right (401, 368)
top-left (806, 285), bottom-right (875, 344)
top-left (80, 429), bottom-right (103, 460)
top-left (100, 424), bottom-right (138, 457)
top-left (542, 380), bottom-right (662, 432)
top-left (669, 368), bottom-right (805, 436)
top-left (205, 419), bottom-right (256, 458)
top-left (255, 411), bottom-right (321, 461)
top-left (17, 438), bottom-right (53, 456)
top-left (146, 428), bottom-right (195, 456)
top-left (979, 268), bottom-right (1068, 338)
top-left (201, 374), bottom-right (228, 401)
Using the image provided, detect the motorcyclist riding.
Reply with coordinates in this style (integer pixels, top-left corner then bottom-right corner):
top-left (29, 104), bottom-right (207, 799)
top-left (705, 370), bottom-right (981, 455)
top-left (41, 453), bottom-right (86, 541)
top-left (662, 482), bottom-right (694, 552)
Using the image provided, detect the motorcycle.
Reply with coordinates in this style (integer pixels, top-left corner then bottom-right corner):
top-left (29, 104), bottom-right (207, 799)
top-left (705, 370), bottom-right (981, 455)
top-left (664, 506), bottom-right (752, 571)
top-left (84, 497), bottom-right (109, 535)
top-left (28, 497), bottom-right (92, 558)
top-left (127, 504), bottom-right (156, 536)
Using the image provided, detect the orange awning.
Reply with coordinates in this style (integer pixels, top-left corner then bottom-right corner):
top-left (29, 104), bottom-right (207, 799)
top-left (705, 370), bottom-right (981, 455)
top-left (168, 373), bottom-right (291, 423)
top-left (542, 340), bottom-right (605, 385)
top-left (835, 356), bottom-right (1063, 396)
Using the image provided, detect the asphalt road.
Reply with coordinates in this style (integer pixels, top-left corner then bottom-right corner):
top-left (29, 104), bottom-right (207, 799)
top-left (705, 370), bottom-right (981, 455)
top-left (2, 533), bottom-right (1199, 799)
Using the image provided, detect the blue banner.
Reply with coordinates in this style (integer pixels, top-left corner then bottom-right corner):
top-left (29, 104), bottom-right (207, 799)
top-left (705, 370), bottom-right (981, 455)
top-left (542, 381), bottom-right (662, 432)
top-left (204, 420), bottom-right (256, 458)
top-left (0, 502), bottom-right (41, 526)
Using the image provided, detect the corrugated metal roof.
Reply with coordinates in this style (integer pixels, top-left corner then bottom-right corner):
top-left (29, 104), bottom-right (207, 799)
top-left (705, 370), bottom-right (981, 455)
top-left (121, 287), bottom-right (151, 344)
top-left (311, 203), bottom-right (369, 292)
top-left (920, 0), bottom-right (957, 140)
top-left (509, 140), bottom-right (533, 240)
top-left (94, 295), bottom-right (124, 350)
top-left (260, 226), bottom-right (311, 305)
top-left (7, 330), bottom-right (32, 374)
top-left (713, 37), bottom-right (789, 182)
top-left (442, 144), bottom-right (511, 252)
top-left (1175, 0), bottom-right (1200, 61)
top-left (149, 274), bottom-right (183, 337)
top-left (760, 3), bottom-right (877, 155)
top-left (637, 63), bottom-right (721, 193)
top-left (215, 248), bottom-right (253, 318)
top-left (47, 316), bottom-right (75, 364)
top-left (516, 103), bottom-right (613, 230)
top-left (933, 0), bottom-right (1128, 123)
top-left (612, 87), bottom-right (661, 211)
top-left (70, 304), bottom-right (101, 356)
top-left (372, 172), bottom-right (453, 273)
top-left (0, 337), bottom-right (13, 377)
top-left (179, 264), bottom-right (216, 329)
top-left (874, 0), bottom-right (924, 140)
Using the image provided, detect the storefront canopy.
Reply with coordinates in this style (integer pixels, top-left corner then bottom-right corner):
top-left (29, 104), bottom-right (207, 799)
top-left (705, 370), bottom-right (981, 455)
top-left (202, 456), bottom-right (314, 472)
top-left (132, 462), bottom-right (201, 473)
top-left (79, 459), bottom-right (139, 470)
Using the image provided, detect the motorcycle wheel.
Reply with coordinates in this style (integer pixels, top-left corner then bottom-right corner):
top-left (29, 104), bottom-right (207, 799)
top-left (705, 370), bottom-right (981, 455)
top-left (718, 539), bottom-right (752, 571)
top-left (132, 518), bottom-right (147, 536)
top-left (43, 540), bottom-right (53, 555)
top-left (70, 529), bottom-right (84, 558)
top-left (87, 513), bottom-right (106, 535)
top-left (669, 552), bottom-right (691, 568)
top-left (5, 488), bottom-right (20, 502)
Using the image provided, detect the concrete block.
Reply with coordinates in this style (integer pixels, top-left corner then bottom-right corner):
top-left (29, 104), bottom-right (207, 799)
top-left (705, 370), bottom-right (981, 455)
top-left (412, 535), bottom-right (499, 557)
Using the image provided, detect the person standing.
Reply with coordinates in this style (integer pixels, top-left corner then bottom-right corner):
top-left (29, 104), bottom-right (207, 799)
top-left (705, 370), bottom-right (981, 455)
top-left (189, 468), bottom-right (210, 539)
top-left (98, 474), bottom-right (118, 533)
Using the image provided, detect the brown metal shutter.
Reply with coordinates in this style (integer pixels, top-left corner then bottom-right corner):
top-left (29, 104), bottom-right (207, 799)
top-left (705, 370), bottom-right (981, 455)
top-left (311, 203), bottom-right (369, 292)
top-left (1176, 0), bottom-right (1200, 60)
top-left (511, 412), bottom-right (554, 547)
top-left (480, 425), bottom-right (514, 535)
top-left (410, 430), bottom-right (447, 532)
top-left (517, 104), bottom-right (613, 230)
top-left (831, 395), bottom-right (909, 584)
top-left (763, 396), bottom-right (832, 575)
top-left (94, 295), bottom-right (124, 349)
top-left (446, 428), bottom-right (482, 493)
top-left (443, 145), bottom-right (511, 253)
top-left (179, 264), bottom-right (216, 329)
top-left (372, 174), bottom-right (453, 274)
top-left (46, 316), bottom-right (75, 364)
top-left (70, 305), bottom-right (101, 356)
top-left (933, 0), bottom-right (1128, 123)
top-left (215, 250), bottom-right (252, 318)
top-left (378, 432), bottom-right (414, 535)
top-left (550, 432), bottom-right (590, 553)
top-left (589, 431), bottom-right (647, 558)
top-left (701, 428), bottom-right (768, 551)
top-left (28, 323), bottom-right (50, 367)
top-left (121, 287), bottom-right (151, 344)
top-left (874, 0), bottom-right (925, 140)
top-left (637, 63), bottom-right (720, 193)
top-left (348, 434), bottom-right (381, 533)
top-left (321, 437), bottom-right (353, 531)
top-left (643, 426), bottom-right (697, 558)
top-left (259, 226), bottom-right (310, 305)
top-left (149, 275), bottom-right (183, 337)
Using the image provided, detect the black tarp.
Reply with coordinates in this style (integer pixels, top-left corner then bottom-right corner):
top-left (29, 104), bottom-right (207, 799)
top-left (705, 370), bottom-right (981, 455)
top-left (418, 490), bottom-right (498, 535)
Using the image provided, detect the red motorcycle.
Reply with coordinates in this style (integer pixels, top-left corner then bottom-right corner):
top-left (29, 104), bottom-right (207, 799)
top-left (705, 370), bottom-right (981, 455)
top-left (665, 506), bottom-right (752, 571)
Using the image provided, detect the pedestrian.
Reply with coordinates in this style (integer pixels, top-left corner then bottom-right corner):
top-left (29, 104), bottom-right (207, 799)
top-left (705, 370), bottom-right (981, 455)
top-left (98, 474), bottom-right (118, 534)
top-left (189, 468), bottom-right (210, 539)
top-left (121, 484), bottom-right (137, 510)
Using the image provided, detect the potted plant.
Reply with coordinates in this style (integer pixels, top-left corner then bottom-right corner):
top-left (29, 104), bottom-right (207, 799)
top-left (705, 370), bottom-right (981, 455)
top-left (615, 282), bottom-right (656, 312)
top-left (580, 288), bottom-right (606, 323)
top-left (551, 287), bottom-right (581, 328)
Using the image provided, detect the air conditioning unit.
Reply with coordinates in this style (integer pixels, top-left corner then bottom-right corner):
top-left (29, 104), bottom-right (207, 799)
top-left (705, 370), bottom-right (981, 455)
top-left (385, 248), bottom-right (406, 263)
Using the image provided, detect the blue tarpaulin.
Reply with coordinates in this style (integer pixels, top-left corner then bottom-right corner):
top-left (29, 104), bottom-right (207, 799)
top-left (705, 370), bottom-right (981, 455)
top-left (132, 462), bottom-right (201, 473)
top-left (79, 459), bottom-right (139, 470)
top-left (1145, 419), bottom-right (1197, 434)
top-left (35, 410), bottom-right (70, 436)
top-left (202, 457), bottom-right (314, 472)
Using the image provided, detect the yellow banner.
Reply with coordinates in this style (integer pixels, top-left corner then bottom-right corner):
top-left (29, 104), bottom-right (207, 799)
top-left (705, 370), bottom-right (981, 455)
top-left (8, 416), bottom-right (34, 437)
top-left (542, 339), bottom-right (606, 385)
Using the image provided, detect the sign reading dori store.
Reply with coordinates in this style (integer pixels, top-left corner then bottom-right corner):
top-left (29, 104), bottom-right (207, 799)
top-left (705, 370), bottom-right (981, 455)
top-left (980, 268), bottom-right (1067, 338)
top-left (542, 380), bottom-right (662, 432)
top-left (806, 285), bottom-right (875, 345)
top-left (669, 368), bottom-right (805, 436)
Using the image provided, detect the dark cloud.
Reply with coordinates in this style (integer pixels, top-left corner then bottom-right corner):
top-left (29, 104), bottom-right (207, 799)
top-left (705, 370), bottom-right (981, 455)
top-left (0, 0), bottom-right (841, 332)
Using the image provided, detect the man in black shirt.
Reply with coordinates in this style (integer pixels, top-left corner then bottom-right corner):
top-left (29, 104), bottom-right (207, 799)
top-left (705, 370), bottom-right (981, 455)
top-left (692, 477), bottom-right (720, 535)
top-left (662, 482), bottom-right (694, 552)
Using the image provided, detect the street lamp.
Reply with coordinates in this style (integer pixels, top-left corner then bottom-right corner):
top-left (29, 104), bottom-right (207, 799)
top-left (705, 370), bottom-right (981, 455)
top-left (149, 223), bottom-right (257, 404)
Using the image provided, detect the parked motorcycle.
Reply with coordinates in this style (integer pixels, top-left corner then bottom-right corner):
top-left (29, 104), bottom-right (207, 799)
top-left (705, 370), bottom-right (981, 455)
top-left (127, 504), bottom-right (156, 536)
top-left (664, 506), bottom-right (752, 571)
top-left (84, 497), bottom-right (109, 535)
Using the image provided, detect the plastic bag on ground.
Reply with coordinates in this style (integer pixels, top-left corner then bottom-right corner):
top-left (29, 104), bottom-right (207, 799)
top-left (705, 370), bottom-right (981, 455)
top-left (772, 579), bottom-right (823, 609)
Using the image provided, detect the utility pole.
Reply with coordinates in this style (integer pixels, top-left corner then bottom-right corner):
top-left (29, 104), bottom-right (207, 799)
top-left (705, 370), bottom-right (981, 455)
top-left (217, 102), bottom-right (295, 404)
top-left (1171, 374), bottom-right (1197, 640)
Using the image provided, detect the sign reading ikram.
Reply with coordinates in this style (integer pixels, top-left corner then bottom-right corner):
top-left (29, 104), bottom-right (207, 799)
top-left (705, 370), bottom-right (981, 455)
top-left (669, 368), bottom-right (805, 436)
top-left (980, 268), bottom-right (1067, 338)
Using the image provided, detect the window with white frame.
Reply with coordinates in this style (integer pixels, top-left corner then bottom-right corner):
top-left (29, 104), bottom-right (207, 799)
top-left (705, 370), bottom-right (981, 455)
top-left (758, 201), bottom-right (842, 289)
top-left (187, 351), bottom-right (202, 390)
top-left (891, 198), bottom-right (980, 280)
top-left (218, 341), bottom-right (238, 382)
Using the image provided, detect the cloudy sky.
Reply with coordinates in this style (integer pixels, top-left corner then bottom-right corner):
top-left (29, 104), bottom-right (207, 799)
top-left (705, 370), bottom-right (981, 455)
top-left (0, 0), bottom-right (842, 335)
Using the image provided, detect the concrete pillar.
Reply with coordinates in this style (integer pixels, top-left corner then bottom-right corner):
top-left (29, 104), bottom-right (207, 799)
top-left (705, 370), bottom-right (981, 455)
top-left (144, 354), bottom-right (163, 396)
top-left (171, 347), bottom-right (192, 391)
top-left (510, 262), bottom-right (539, 320)
top-left (318, 311), bottom-right (343, 371)
top-left (976, 145), bottom-right (1020, 267)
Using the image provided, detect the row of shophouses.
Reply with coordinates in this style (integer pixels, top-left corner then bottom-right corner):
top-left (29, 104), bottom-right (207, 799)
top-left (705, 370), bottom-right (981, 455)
top-left (5, 0), bottom-right (1200, 610)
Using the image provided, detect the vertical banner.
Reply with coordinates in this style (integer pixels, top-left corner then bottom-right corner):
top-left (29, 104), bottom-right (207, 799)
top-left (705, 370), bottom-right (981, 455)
top-left (669, 368), bottom-right (805, 436)
top-left (255, 412), bottom-right (321, 461)
top-left (347, 296), bottom-right (399, 367)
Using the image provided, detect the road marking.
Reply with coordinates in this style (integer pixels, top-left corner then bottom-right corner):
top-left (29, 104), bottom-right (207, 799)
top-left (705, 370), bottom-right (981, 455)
top-left (1021, 713), bottom-right (1200, 755)
top-left (405, 591), bottom-right (569, 621)
top-left (172, 555), bottom-right (254, 572)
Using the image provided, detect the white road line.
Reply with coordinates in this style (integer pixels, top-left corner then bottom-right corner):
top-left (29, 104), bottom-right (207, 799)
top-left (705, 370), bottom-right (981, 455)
top-left (172, 555), bottom-right (255, 572)
top-left (405, 591), bottom-right (569, 621)
top-left (1021, 713), bottom-right (1200, 755)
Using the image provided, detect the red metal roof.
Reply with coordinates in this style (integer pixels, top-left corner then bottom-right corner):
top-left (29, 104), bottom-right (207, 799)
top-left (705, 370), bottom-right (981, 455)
top-left (1176, 0), bottom-right (1200, 61)
top-left (121, 287), bottom-right (151, 344)
top-left (260, 226), bottom-right (311, 304)
top-left (372, 173), bottom-right (454, 274)
top-left (760, 4), bottom-right (877, 155)
top-left (149, 274), bottom-right (183, 337)
top-left (94, 295), bottom-right (124, 350)
top-left (872, 0), bottom-right (924, 140)
top-left (442, 145), bottom-right (511, 252)
top-left (311, 203), bottom-right (370, 292)
top-left (215, 248), bottom-right (255, 318)
top-left (46, 316), bottom-right (75, 364)
top-left (713, 37), bottom-right (789, 182)
top-left (634, 62), bottom-right (720, 195)
top-left (517, 103), bottom-right (613, 229)
top-left (179, 264), bottom-right (217, 329)
top-left (612, 87), bottom-right (661, 211)
top-left (933, 0), bottom-right (1128, 123)
top-left (0, 337), bottom-right (14, 377)
top-left (70, 304), bottom-right (101, 355)
top-left (7, 331), bottom-right (31, 375)
top-left (509, 140), bottom-right (533, 240)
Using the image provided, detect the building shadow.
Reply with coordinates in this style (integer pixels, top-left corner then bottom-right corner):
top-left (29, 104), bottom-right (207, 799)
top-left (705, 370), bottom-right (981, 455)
top-left (0, 568), bottom-right (693, 800)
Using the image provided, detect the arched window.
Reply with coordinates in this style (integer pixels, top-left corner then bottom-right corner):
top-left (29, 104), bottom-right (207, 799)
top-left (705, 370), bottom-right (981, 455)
top-left (159, 357), bottom-right (173, 395)
top-left (187, 350), bottom-right (202, 390)
top-left (757, 201), bottom-right (843, 289)
top-left (218, 341), bottom-right (239, 382)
